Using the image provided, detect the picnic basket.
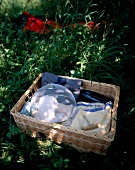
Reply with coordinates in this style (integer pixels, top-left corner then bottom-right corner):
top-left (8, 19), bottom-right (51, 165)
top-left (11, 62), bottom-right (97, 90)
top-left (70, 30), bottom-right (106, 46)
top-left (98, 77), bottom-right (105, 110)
top-left (10, 73), bottom-right (120, 155)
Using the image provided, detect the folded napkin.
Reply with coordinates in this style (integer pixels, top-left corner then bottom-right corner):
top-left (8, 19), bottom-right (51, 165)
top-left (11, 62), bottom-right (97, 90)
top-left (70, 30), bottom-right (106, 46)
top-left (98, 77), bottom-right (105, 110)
top-left (41, 72), bottom-right (82, 100)
top-left (70, 101), bottom-right (113, 134)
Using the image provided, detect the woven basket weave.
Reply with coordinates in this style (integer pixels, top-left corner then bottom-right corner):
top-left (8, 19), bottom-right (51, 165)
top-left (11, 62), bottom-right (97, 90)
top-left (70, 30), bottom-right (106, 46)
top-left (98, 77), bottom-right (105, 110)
top-left (10, 73), bottom-right (120, 155)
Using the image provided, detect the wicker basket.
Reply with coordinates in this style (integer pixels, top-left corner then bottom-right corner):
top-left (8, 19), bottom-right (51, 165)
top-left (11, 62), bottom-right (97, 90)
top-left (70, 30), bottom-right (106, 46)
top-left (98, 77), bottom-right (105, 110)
top-left (10, 73), bottom-right (120, 155)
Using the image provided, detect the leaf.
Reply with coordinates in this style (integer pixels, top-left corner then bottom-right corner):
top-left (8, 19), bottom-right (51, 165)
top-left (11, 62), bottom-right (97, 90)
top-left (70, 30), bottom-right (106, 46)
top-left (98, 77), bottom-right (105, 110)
top-left (53, 156), bottom-right (63, 168)
top-left (6, 132), bottom-right (11, 139)
top-left (0, 108), bottom-right (4, 112)
top-left (64, 159), bottom-right (70, 168)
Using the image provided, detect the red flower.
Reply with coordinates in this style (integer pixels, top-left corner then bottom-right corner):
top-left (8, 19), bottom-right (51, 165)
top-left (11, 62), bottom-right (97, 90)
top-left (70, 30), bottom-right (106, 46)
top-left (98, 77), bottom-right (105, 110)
top-left (46, 20), bottom-right (62, 29)
top-left (22, 11), bottom-right (99, 34)
top-left (23, 11), bottom-right (29, 15)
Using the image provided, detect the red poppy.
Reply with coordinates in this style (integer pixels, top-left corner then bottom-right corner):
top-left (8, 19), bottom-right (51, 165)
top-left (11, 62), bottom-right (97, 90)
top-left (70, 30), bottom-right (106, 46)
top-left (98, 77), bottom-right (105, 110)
top-left (22, 11), bottom-right (99, 34)
top-left (23, 17), bottom-right (50, 34)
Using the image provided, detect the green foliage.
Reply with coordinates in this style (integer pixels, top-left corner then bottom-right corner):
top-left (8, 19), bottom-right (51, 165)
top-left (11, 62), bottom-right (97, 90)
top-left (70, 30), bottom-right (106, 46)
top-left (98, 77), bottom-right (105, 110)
top-left (0, 0), bottom-right (135, 169)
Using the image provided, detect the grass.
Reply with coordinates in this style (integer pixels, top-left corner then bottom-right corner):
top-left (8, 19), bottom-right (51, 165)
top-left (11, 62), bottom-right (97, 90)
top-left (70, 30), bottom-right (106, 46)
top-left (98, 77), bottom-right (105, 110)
top-left (0, 0), bottom-right (135, 169)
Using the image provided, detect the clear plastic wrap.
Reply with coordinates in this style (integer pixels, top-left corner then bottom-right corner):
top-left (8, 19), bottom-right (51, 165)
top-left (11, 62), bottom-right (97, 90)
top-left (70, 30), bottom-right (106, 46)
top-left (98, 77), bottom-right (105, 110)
top-left (21, 83), bottom-right (76, 123)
